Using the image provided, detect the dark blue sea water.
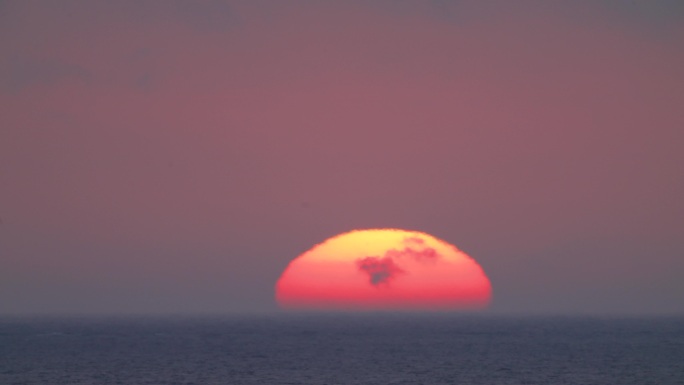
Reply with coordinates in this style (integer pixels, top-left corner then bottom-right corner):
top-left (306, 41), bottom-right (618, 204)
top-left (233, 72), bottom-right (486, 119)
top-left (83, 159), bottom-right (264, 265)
top-left (1, 314), bottom-right (682, 385)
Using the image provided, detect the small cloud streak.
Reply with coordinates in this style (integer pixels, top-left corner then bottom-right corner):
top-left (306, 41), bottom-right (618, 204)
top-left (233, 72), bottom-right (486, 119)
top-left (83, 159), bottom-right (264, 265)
top-left (385, 247), bottom-right (439, 263)
top-left (403, 236), bottom-right (425, 245)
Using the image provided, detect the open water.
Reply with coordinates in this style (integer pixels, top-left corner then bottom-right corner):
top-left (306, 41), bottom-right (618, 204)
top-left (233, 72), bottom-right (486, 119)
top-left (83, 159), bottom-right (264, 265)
top-left (1, 314), bottom-right (683, 385)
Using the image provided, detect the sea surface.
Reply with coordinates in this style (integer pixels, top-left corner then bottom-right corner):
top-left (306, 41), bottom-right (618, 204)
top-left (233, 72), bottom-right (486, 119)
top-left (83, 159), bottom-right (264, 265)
top-left (1, 314), bottom-right (683, 385)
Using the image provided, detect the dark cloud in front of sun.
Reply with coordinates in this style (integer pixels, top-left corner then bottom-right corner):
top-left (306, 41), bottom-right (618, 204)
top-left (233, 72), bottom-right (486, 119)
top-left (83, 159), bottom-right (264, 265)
top-left (357, 256), bottom-right (405, 286)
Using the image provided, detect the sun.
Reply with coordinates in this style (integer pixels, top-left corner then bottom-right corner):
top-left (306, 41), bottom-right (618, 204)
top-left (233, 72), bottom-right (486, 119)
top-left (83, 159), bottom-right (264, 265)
top-left (276, 229), bottom-right (492, 310)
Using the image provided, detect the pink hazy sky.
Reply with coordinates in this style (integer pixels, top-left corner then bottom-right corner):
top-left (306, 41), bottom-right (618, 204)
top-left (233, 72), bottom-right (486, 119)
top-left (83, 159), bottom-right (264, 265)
top-left (1, 1), bottom-right (683, 314)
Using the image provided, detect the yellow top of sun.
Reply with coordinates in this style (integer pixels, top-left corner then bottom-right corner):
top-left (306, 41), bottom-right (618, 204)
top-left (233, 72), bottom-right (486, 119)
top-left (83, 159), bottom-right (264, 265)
top-left (300, 228), bottom-right (465, 263)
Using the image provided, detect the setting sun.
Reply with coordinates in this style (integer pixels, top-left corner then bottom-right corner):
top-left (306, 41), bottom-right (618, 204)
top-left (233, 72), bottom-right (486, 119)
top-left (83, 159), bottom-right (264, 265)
top-left (276, 229), bottom-right (492, 310)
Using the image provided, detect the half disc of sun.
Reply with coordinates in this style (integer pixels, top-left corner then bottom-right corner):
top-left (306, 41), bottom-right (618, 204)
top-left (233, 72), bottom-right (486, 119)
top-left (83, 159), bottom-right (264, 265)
top-left (276, 229), bottom-right (492, 310)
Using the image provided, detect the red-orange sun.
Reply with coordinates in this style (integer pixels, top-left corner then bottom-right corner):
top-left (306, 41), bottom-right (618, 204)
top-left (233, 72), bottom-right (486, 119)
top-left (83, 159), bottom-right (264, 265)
top-left (276, 229), bottom-right (492, 310)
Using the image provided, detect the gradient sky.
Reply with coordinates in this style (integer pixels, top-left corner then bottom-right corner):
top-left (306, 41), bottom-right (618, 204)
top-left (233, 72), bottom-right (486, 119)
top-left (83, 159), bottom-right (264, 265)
top-left (1, 0), bottom-right (683, 315)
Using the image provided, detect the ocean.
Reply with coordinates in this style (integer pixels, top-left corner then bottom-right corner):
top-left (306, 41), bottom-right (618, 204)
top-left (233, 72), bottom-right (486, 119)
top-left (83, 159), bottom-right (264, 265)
top-left (1, 314), bottom-right (682, 384)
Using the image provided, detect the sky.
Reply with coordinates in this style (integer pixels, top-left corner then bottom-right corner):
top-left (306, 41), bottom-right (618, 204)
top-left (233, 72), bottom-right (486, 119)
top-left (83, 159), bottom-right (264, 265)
top-left (1, 0), bottom-right (683, 315)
